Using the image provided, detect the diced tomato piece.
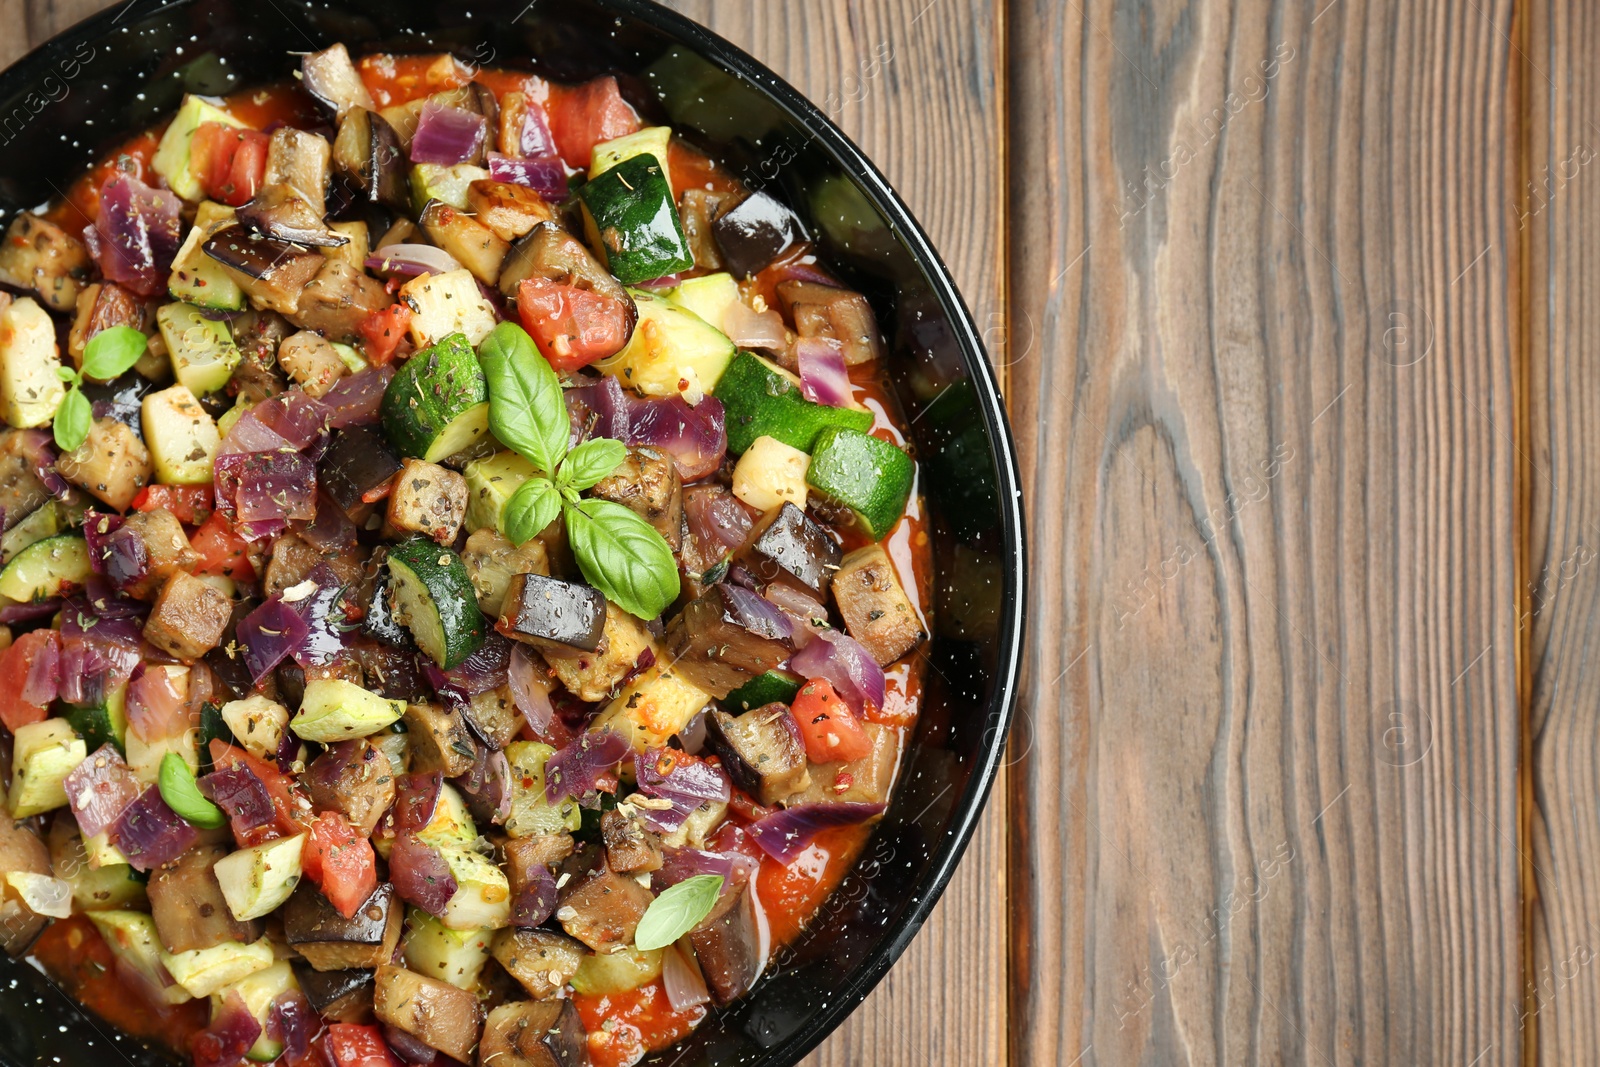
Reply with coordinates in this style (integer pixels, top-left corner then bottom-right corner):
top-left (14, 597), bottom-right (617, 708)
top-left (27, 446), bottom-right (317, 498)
top-left (545, 75), bottom-right (640, 168)
top-left (357, 303), bottom-right (412, 365)
top-left (791, 679), bottom-right (874, 762)
top-left (190, 512), bottom-right (255, 581)
top-left (209, 740), bottom-right (312, 845)
top-left (0, 630), bottom-right (59, 733)
top-left (131, 483), bottom-right (214, 526)
top-left (323, 1024), bottom-right (399, 1067)
top-left (301, 811), bottom-right (378, 919)
top-left (191, 123), bottom-right (269, 207)
top-left (516, 277), bottom-right (633, 371)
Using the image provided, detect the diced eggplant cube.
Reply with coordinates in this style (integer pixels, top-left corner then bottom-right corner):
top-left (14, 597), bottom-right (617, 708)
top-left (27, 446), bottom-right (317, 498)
top-left (148, 843), bottom-right (263, 954)
top-left (264, 127), bottom-right (334, 217)
top-left (664, 585), bottom-right (794, 698)
top-left (490, 928), bottom-right (585, 1001)
top-left (277, 330), bottom-right (348, 398)
top-left (462, 528), bottom-right (549, 618)
top-left (554, 844), bottom-right (654, 953)
top-left (540, 602), bottom-right (652, 703)
top-left (404, 701), bottom-right (479, 778)
top-left (503, 832), bottom-right (575, 884)
top-left (306, 739), bottom-right (396, 835)
top-left (774, 280), bottom-right (883, 365)
top-left (237, 183), bottom-right (347, 248)
top-left (711, 191), bottom-right (808, 279)
top-left (704, 705), bottom-right (811, 805)
top-left (738, 501), bottom-right (841, 597)
top-left (462, 685), bottom-right (520, 750)
top-left (498, 572), bottom-right (607, 653)
top-left (143, 570), bottom-right (232, 660)
top-left (791, 722), bottom-right (898, 806)
top-left (301, 44), bottom-right (376, 122)
top-left (292, 963), bottom-right (374, 1021)
top-left (202, 227), bottom-right (327, 316)
top-left (689, 880), bottom-right (764, 1005)
top-left (601, 808), bottom-right (663, 875)
top-left (373, 963), bottom-right (483, 1063)
top-left (115, 506), bottom-right (199, 600)
top-left (283, 881), bottom-right (402, 971)
top-left (68, 282), bottom-right (148, 369)
top-left (387, 458), bottom-right (468, 545)
top-left (0, 213), bottom-right (89, 313)
top-left (831, 543), bottom-right (925, 666)
top-left (332, 108), bottom-right (409, 212)
top-left (467, 180), bottom-right (554, 244)
top-left (57, 417), bottom-right (152, 511)
top-left (480, 999), bottom-right (586, 1067)
top-left (0, 431), bottom-right (50, 531)
top-left (292, 260), bottom-right (395, 343)
top-left (321, 427), bottom-right (403, 520)
top-left (590, 446), bottom-right (683, 550)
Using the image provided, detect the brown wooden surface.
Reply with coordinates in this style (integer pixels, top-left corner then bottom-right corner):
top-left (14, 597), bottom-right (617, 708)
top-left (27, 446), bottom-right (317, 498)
top-left (1005, 1), bottom-right (1525, 1065)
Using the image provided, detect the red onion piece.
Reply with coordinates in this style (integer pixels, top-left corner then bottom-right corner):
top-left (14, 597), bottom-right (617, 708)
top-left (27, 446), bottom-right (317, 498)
top-left (425, 632), bottom-right (511, 705)
top-left (0, 599), bottom-right (60, 624)
top-left (684, 486), bottom-right (754, 561)
top-left (507, 644), bottom-right (554, 736)
top-left (221, 450), bottom-right (318, 540)
top-left (510, 861), bottom-right (558, 928)
top-left (18, 629), bottom-right (60, 707)
top-left (316, 364), bottom-right (395, 428)
top-left (762, 584), bottom-right (829, 650)
top-left (88, 174), bottom-right (182, 298)
top-left (661, 942), bottom-right (711, 1012)
top-left (286, 562), bottom-right (350, 669)
top-left (365, 244), bottom-right (462, 279)
top-left (388, 831), bottom-right (456, 915)
top-left (486, 152), bottom-right (568, 200)
top-left (251, 391), bottom-right (329, 452)
top-left (455, 747), bottom-right (511, 827)
top-left (58, 596), bottom-right (144, 706)
top-left (653, 846), bottom-right (756, 899)
top-left (565, 377), bottom-right (727, 481)
top-left (218, 409), bottom-right (296, 460)
top-left (83, 511), bottom-right (150, 593)
top-left (267, 990), bottom-right (316, 1061)
top-left (796, 337), bottom-right (853, 407)
top-left (126, 663), bottom-right (190, 744)
top-left (64, 743), bottom-right (141, 838)
top-left (236, 596), bottom-right (312, 684)
top-left (721, 299), bottom-right (788, 350)
top-left (509, 100), bottom-right (557, 159)
top-left (386, 772), bottom-right (443, 834)
top-left (199, 764), bottom-right (276, 834)
top-left (718, 583), bottom-right (795, 644)
top-left (789, 629), bottom-right (886, 716)
top-left (111, 785), bottom-right (201, 871)
top-left (543, 730), bottom-right (630, 804)
top-left (634, 749), bottom-right (730, 834)
top-left (190, 990), bottom-right (263, 1067)
top-left (744, 801), bottom-right (886, 863)
top-left (409, 101), bottom-right (487, 165)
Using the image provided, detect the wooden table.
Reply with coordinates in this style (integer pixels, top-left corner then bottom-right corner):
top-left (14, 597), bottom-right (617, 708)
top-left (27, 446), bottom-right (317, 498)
top-left (9, 0), bottom-right (1596, 1063)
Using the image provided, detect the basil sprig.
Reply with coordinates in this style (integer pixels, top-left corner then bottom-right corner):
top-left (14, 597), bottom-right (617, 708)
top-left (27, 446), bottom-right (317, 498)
top-left (53, 326), bottom-right (149, 452)
top-left (633, 873), bottom-right (725, 951)
top-left (478, 323), bottom-right (681, 621)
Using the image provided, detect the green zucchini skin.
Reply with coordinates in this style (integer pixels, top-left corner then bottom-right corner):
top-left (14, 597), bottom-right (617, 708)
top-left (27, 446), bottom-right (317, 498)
top-left (806, 427), bottom-right (916, 540)
top-left (719, 669), bottom-right (803, 715)
top-left (385, 537), bottom-right (487, 669)
top-left (713, 351), bottom-right (875, 454)
top-left (578, 154), bottom-right (695, 286)
top-left (380, 333), bottom-right (491, 462)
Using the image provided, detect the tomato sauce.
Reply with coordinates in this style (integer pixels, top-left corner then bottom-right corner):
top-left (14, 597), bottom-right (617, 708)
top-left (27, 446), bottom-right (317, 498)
top-left (574, 983), bottom-right (706, 1067)
top-left (30, 916), bottom-right (208, 1053)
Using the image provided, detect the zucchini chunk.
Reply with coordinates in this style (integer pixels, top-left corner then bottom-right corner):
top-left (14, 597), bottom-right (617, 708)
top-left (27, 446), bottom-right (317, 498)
top-left (161, 936), bottom-right (275, 998)
top-left (56, 417), bottom-right (153, 510)
top-left (731, 434), bottom-right (810, 513)
top-left (462, 450), bottom-right (537, 534)
top-left (503, 742), bottom-right (581, 839)
top-left (0, 534), bottom-right (89, 603)
top-left (0, 296), bottom-right (65, 429)
top-left (167, 201), bottom-right (245, 311)
top-left (805, 426), bottom-right (916, 539)
top-left (589, 126), bottom-right (673, 184)
top-left (404, 910), bottom-right (493, 990)
top-left (712, 350), bottom-right (873, 454)
top-left (400, 268), bottom-right (499, 349)
top-left (589, 660), bottom-right (713, 751)
top-left (408, 162), bottom-right (491, 214)
top-left (577, 153), bottom-right (694, 285)
top-left (152, 94), bottom-right (247, 202)
top-left (156, 302), bottom-right (242, 397)
top-left (292, 678), bottom-right (406, 742)
top-left (570, 946), bottom-right (663, 995)
top-left (218, 694), bottom-right (291, 762)
top-left (385, 538), bottom-right (488, 669)
top-left (461, 527), bottom-right (550, 617)
top-left (148, 843), bottom-right (263, 954)
top-left (8, 719), bottom-right (87, 818)
top-left (142, 383), bottom-right (222, 485)
top-left (380, 332), bottom-right (491, 462)
top-left (87, 912), bottom-right (191, 1001)
top-left (213, 834), bottom-right (307, 922)
top-left (592, 289), bottom-right (735, 402)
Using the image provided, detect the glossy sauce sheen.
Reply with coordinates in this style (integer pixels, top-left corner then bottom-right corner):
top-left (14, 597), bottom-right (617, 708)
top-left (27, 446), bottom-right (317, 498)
top-left (31, 57), bottom-right (934, 1067)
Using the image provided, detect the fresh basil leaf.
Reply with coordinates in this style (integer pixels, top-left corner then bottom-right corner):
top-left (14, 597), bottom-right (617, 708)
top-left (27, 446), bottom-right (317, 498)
top-left (54, 365), bottom-right (78, 383)
top-left (82, 326), bottom-right (149, 381)
top-left (634, 873), bottom-right (724, 951)
top-left (502, 477), bottom-right (561, 546)
top-left (157, 751), bottom-right (226, 829)
top-left (478, 323), bottom-right (568, 475)
top-left (565, 497), bottom-right (681, 620)
top-left (53, 387), bottom-right (92, 453)
top-left (559, 438), bottom-right (627, 491)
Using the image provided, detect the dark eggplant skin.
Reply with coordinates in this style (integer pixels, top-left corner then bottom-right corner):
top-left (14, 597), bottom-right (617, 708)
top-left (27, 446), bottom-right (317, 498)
top-left (497, 572), bottom-right (608, 653)
top-left (600, 808), bottom-right (663, 874)
top-left (711, 190), bottom-right (808, 278)
top-left (237, 184), bottom-right (349, 247)
top-left (480, 999), bottom-right (586, 1067)
top-left (663, 584), bottom-right (795, 697)
top-left (292, 963), bottom-right (375, 1021)
top-left (704, 704), bottom-right (810, 805)
top-left (282, 881), bottom-right (403, 971)
top-left (148, 844), bottom-right (264, 954)
top-left (201, 226), bottom-right (326, 310)
top-left (205, 597), bottom-right (263, 700)
top-left (363, 563), bottom-right (415, 649)
top-left (498, 220), bottom-right (633, 306)
top-left (332, 108), bottom-right (410, 212)
top-left (321, 427), bottom-right (403, 518)
top-left (689, 881), bottom-right (764, 1005)
top-left (738, 501), bottom-right (842, 596)
top-left (554, 843), bottom-right (654, 953)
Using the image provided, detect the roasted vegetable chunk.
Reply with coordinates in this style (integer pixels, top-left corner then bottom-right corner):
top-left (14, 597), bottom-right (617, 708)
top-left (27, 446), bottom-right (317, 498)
top-left (0, 430), bottom-right (51, 532)
top-left (305, 739), bottom-right (396, 835)
top-left (775, 279), bottom-right (883, 365)
top-left (404, 701), bottom-right (478, 778)
top-left (0, 214), bottom-right (89, 312)
top-left (554, 844), bottom-right (654, 953)
top-left (539, 602), bottom-right (652, 703)
top-left (590, 446), bottom-right (682, 550)
top-left (664, 584), bottom-right (794, 697)
top-left (116, 506), bottom-right (199, 600)
top-left (373, 963), bottom-right (483, 1063)
top-left (689, 880), bottom-right (763, 1005)
top-left (284, 881), bottom-right (402, 971)
top-left (203, 227), bottom-right (327, 315)
top-left (479, 999), bottom-right (586, 1067)
top-left (143, 570), bottom-right (232, 659)
top-left (490, 928), bottom-right (585, 1001)
top-left (462, 528), bottom-right (549, 617)
top-left (148, 843), bottom-right (262, 953)
top-left (0, 816), bottom-right (53, 956)
top-left (601, 808), bottom-right (663, 875)
top-left (467, 180), bottom-right (554, 244)
top-left (292, 963), bottom-right (374, 1022)
top-left (497, 572), bottom-right (607, 653)
top-left (290, 260), bottom-right (394, 341)
top-left (705, 705), bottom-right (811, 805)
top-left (277, 330), bottom-right (348, 398)
top-left (67, 282), bottom-right (149, 371)
top-left (737, 500), bottom-right (841, 597)
top-left (831, 543), bottom-right (924, 666)
top-left (387, 459), bottom-right (469, 545)
top-left (57, 417), bottom-right (152, 510)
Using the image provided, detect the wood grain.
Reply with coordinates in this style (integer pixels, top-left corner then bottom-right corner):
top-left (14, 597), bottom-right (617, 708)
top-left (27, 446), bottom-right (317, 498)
top-left (1005, 1), bottom-right (1525, 1064)
top-left (658, 4), bottom-right (1010, 1065)
top-left (1525, 1), bottom-right (1600, 1063)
